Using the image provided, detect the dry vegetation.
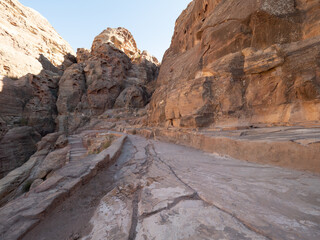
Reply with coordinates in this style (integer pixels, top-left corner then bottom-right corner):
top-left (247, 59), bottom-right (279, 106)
top-left (84, 133), bottom-right (117, 155)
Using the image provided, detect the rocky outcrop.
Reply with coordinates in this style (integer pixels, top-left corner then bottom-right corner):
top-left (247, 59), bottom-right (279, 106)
top-left (0, 68), bottom-right (75, 178)
top-left (0, 132), bottom-right (126, 238)
top-left (0, 0), bottom-right (74, 78)
top-left (0, 127), bottom-right (41, 178)
top-left (0, 0), bottom-right (75, 178)
top-left (0, 132), bottom-right (66, 206)
top-left (57, 27), bottom-right (159, 133)
top-left (149, 0), bottom-right (320, 128)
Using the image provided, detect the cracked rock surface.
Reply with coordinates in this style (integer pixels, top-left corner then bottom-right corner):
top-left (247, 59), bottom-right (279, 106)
top-left (23, 134), bottom-right (320, 240)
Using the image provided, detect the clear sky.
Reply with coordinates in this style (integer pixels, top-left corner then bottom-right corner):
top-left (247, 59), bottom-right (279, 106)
top-left (19, 0), bottom-right (191, 61)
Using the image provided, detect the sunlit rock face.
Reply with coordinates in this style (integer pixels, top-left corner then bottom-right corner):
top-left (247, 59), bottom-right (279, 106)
top-left (57, 27), bottom-right (159, 133)
top-left (0, 0), bottom-right (75, 178)
top-left (0, 0), bottom-right (74, 78)
top-left (149, 0), bottom-right (320, 128)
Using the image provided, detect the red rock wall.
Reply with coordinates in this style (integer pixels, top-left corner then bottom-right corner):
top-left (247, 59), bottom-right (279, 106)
top-left (149, 0), bottom-right (320, 128)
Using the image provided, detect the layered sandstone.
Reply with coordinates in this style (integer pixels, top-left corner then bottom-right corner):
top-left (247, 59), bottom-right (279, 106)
top-left (57, 27), bottom-right (159, 133)
top-left (0, 0), bottom-right (75, 178)
top-left (149, 0), bottom-right (320, 128)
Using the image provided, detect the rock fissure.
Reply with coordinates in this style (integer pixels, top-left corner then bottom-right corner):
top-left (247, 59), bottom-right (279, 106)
top-left (149, 143), bottom-right (274, 240)
top-left (128, 187), bottom-right (142, 240)
top-left (139, 192), bottom-right (200, 220)
top-left (149, 143), bottom-right (197, 193)
top-left (195, 195), bottom-right (274, 240)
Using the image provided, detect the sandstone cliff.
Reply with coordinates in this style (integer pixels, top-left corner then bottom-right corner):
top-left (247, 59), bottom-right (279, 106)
top-left (149, 0), bottom-right (320, 128)
top-left (0, 25), bottom-right (159, 204)
top-left (0, 0), bottom-right (74, 78)
top-left (0, 0), bottom-right (75, 178)
top-left (57, 27), bottom-right (159, 133)
top-left (0, 25), bottom-right (159, 180)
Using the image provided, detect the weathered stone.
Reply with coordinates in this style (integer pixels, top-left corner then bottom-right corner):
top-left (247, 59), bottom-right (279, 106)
top-left (0, 0), bottom-right (74, 78)
top-left (92, 27), bottom-right (140, 61)
top-left (29, 179), bottom-right (44, 190)
top-left (0, 126), bottom-right (41, 178)
top-left (114, 86), bottom-right (148, 109)
top-left (0, 132), bottom-right (127, 240)
top-left (149, 0), bottom-right (320, 128)
top-left (54, 134), bottom-right (68, 149)
top-left (76, 48), bottom-right (91, 63)
top-left (57, 64), bottom-right (86, 115)
top-left (75, 135), bottom-right (320, 240)
top-left (0, 131), bottom-right (64, 206)
top-left (57, 28), bottom-right (159, 133)
top-left (0, 0), bottom-right (75, 180)
top-left (36, 132), bottom-right (61, 151)
top-left (242, 45), bottom-right (284, 74)
top-left (34, 146), bottom-right (69, 179)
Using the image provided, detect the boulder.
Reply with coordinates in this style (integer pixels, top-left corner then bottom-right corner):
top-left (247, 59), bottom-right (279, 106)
top-left (34, 146), bottom-right (69, 179)
top-left (149, 0), bottom-right (320, 128)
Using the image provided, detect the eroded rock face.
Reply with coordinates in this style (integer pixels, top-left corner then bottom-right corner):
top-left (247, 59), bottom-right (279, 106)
top-left (92, 27), bottom-right (140, 61)
top-left (0, 131), bottom-right (68, 206)
top-left (0, 0), bottom-right (75, 178)
top-left (0, 127), bottom-right (41, 178)
top-left (57, 27), bottom-right (159, 133)
top-left (149, 0), bottom-right (320, 128)
top-left (0, 0), bottom-right (75, 78)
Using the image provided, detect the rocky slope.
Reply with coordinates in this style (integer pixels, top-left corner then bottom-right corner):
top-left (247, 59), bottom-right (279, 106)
top-left (0, 1), bottom-right (159, 179)
top-left (0, 0), bottom-right (76, 178)
top-left (57, 27), bottom-right (159, 134)
top-left (149, 0), bottom-right (320, 128)
top-left (0, 23), bottom-right (159, 207)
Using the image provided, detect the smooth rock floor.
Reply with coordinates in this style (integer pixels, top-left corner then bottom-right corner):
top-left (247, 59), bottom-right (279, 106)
top-left (24, 135), bottom-right (320, 240)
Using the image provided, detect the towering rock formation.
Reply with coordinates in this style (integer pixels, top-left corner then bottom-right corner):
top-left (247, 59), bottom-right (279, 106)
top-left (0, 0), bottom-right (75, 177)
top-left (57, 27), bottom-right (159, 133)
top-left (149, 0), bottom-right (320, 128)
top-left (0, 4), bottom-right (159, 179)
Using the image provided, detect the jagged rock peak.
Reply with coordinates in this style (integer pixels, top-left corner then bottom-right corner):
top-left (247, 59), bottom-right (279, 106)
top-left (91, 27), bottom-right (159, 65)
top-left (58, 27), bottom-right (160, 134)
top-left (0, 0), bottom-right (75, 78)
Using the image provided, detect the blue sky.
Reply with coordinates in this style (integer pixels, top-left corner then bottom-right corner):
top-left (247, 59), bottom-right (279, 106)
top-left (20, 0), bottom-right (191, 61)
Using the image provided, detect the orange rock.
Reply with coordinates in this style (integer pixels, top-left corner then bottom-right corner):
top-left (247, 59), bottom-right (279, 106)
top-left (149, 0), bottom-right (320, 128)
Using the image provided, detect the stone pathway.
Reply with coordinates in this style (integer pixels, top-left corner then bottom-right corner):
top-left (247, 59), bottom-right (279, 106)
top-left (68, 135), bottom-right (87, 162)
top-left (136, 126), bottom-right (320, 173)
top-left (23, 135), bottom-right (320, 240)
top-left (0, 132), bottom-right (126, 240)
